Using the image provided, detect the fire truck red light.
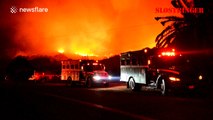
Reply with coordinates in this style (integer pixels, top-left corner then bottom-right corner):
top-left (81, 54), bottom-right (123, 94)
top-left (161, 52), bottom-right (175, 56)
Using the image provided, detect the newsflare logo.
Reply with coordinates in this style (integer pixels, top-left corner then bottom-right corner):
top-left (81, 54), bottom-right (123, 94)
top-left (10, 6), bottom-right (18, 13)
top-left (10, 6), bottom-right (48, 13)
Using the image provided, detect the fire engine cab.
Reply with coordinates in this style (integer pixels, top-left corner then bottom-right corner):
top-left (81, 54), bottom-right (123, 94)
top-left (120, 47), bottom-right (212, 95)
top-left (61, 59), bottom-right (111, 87)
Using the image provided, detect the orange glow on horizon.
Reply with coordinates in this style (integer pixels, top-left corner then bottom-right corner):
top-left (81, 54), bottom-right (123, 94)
top-left (58, 49), bottom-right (64, 54)
top-left (11, 0), bottom-right (180, 59)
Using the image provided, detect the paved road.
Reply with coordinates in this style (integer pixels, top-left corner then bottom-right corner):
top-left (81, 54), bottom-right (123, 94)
top-left (1, 81), bottom-right (213, 120)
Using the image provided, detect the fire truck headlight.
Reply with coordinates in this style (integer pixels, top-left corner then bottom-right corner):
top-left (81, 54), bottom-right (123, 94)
top-left (93, 76), bottom-right (101, 80)
top-left (169, 77), bottom-right (180, 82)
top-left (108, 75), bottom-right (112, 80)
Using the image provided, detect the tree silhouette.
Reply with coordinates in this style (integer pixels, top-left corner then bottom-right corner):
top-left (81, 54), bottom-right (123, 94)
top-left (155, 0), bottom-right (213, 51)
top-left (6, 56), bottom-right (33, 81)
top-left (29, 56), bottom-right (61, 74)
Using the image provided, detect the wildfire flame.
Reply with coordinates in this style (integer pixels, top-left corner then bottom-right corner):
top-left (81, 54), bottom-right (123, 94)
top-left (4, 0), bottom-right (178, 59)
top-left (58, 49), bottom-right (64, 54)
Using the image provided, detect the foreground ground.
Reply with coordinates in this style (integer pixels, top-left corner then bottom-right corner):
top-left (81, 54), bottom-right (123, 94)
top-left (1, 81), bottom-right (213, 120)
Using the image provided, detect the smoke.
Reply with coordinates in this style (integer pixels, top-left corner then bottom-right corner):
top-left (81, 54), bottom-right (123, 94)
top-left (1, 0), bottom-right (175, 59)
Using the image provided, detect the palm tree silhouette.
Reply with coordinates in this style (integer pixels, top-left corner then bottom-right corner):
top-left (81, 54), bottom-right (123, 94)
top-left (155, 0), bottom-right (213, 51)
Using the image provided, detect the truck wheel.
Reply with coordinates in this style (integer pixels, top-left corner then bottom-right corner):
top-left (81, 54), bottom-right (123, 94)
top-left (67, 77), bottom-right (72, 87)
top-left (128, 78), bottom-right (141, 91)
top-left (160, 79), bottom-right (167, 95)
top-left (86, 77), bottom-right (93, 88)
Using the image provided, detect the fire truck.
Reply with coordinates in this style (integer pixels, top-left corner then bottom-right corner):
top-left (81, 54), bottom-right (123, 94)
top-left (120, 47), bottom-right (212, 95)
top-left (61, 59), bottom-right (111, 87)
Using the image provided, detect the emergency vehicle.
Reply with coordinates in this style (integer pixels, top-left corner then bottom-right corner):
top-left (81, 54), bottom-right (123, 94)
top-left (120, 47), bottom-right (212, 95)
top-left (61, 59), bottom-right (111, 87)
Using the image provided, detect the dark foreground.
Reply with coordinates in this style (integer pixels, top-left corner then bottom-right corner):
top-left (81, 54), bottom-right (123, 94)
top-left (1, 81), bottom-right (213, 120)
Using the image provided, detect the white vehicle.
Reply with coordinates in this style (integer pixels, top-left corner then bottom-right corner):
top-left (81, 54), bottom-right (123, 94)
top-left (120, 48), bottom-right (149, 91)
top-left (61, 59), bottom-right (111, 87)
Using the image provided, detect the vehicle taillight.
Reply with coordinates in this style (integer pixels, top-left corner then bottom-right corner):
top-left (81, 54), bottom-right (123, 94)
top-left (148, 59), bottom-right (151, 65)
top-left (198, 75), bottom-right (203, 80)
top-left (92, 62), bottom-right (98, 65)
top-left (169, 77), bottom-right (180, 82)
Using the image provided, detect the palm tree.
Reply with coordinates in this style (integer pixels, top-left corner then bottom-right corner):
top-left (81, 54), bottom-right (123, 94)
top-left (155, 0), bottom-right (213, 51)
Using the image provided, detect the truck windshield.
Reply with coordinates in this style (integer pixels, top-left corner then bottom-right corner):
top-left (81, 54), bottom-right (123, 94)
top-left (83, 65), bottom-right (104, 72)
